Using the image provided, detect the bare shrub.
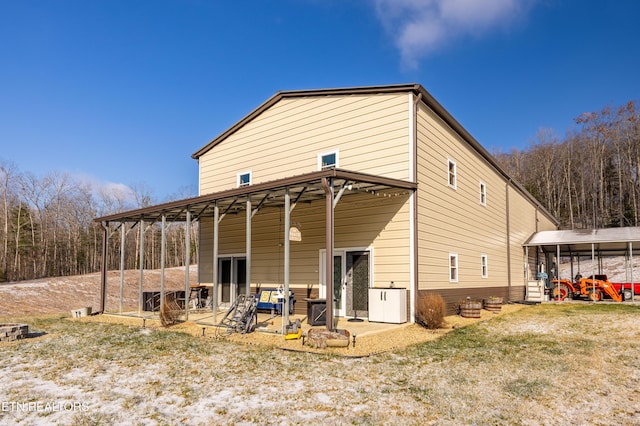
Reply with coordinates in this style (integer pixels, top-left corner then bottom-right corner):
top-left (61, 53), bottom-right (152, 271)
top-left (416, 293), bottom-right (446, 329)
top-left (159, 292), bottom-right (182, 327)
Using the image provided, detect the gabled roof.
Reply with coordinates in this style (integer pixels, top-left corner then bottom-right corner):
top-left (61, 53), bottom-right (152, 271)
top-left (191, 83), bottom-right (558, 226)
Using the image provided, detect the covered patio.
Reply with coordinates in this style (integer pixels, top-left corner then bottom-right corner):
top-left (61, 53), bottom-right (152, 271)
top-left (94, 168), bottom-right (416, 332)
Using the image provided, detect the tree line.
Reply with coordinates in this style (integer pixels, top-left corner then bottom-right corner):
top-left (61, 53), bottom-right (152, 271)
top-left (0, 162), bottom-right (197, 283)
top-left (495, 100), bottom-right (640, 229)
top-left (2, 99), bottom-right (638, 282)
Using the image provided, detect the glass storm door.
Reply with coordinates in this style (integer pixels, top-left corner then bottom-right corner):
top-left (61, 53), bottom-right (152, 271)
top-left (218, 257), bottom-right (246, 305)
top-left (321, 251), bottom-right (346, 316)
top-left (321, 250), bottom-right (370, 318)
top-left (346, 251), bottom-right (369, 318)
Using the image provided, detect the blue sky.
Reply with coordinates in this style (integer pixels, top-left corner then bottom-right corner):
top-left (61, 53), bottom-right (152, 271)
top-left (1, 0), bottom-right (639, 202)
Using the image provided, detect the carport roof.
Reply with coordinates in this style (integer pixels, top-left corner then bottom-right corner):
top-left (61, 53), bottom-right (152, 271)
top-left (524, 227), bottom-right (640, 255)
top-left (94, 168), bottom-right (416, 224)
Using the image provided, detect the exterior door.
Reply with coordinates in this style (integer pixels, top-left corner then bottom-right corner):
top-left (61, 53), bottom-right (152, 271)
top-left (346, 251), bottom-right (369, 318)
top-left (218, 257), bottom-right (246, 305)
top-left (220, 259), bottom-right (232, 304)
top-left (320, 251), bottom-right (346, 316)
top-left (320, 249), bottom-right (370, 318)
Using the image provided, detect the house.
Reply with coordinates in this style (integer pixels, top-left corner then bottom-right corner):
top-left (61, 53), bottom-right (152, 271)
top-left (95, 83), bottom-right (558, 328)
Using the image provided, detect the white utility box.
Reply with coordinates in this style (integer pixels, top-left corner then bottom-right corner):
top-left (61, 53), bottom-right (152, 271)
top-left (368, 288), bottom-right (407, 323)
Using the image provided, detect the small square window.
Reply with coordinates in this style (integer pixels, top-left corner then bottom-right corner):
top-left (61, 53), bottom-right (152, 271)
top-left (448, 159), bottom-right (457, 189)
top-left (318, 150), bottom-right (338, 170)
top-left (449, 253), bottom-right (458, 282)
top-left (481, 254), bottom-right (488, 278)
top-left (479, 181), bottom-right (487, 206)
top-left (237, 171), bottom-right (252, 187)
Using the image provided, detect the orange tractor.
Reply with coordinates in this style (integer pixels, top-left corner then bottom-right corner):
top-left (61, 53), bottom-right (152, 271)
top-left (551, 275), bottom-right (622, 302)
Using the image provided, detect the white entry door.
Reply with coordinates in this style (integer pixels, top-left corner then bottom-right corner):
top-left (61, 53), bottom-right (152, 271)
top-left (320, 250), bottom-right (346, 317)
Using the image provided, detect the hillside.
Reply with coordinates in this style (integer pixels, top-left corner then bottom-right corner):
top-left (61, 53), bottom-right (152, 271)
top-left (0, 266), bottom-right (197, 316)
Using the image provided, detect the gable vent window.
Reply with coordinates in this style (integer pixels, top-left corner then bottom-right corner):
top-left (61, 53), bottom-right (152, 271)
top-left (448, 159), bottom-right (457, 189)
top-left (237, 171), bottom-right (252, 188)
top-left (318, 150), bottom-right (338, 171)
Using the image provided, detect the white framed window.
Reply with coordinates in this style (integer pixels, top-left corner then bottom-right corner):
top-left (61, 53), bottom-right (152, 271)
top-left (479, 181), bottom-right (487, 206)
top-left (481, 254), bottom-right (488, 278)
top-left (448, 159), bottom-right (457, 189)
top-left (237, 170), bottom-right (252, 187)
top-left (318, 150), bottom-right (339, 170)
top-left (449, 253), bottom-right (459, 283)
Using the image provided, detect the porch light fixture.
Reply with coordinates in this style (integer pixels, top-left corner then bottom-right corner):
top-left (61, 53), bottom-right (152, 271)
top-left (289, 221), bottom-right (302, 242)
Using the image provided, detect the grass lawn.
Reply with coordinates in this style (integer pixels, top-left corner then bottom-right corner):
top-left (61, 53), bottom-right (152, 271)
top-left (1, 303), bottom-right (639, 425)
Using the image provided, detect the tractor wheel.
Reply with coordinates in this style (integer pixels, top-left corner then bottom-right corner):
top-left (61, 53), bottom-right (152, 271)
top-left (588, 290), bottom-right (602, 302)
top-left (623, 289), bottom-right (633, 301)
top-left (551, 284), bottom-right (572, 301)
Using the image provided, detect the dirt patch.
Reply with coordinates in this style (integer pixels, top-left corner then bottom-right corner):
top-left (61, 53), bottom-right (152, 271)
top-left (78, 303), bottom-right (528, 357)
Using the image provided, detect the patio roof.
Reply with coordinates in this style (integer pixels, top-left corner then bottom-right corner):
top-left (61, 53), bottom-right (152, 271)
top-left (94, 168), bottom-right (416, 224)
top-left (524, 227), bottom-right (640, 255)
top-left (94, 168), bottom-right (416, 330)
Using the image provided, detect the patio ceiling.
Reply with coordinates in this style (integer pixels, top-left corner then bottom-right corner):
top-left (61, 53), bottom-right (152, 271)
top-left (94, 168), bottom-right (416, 224)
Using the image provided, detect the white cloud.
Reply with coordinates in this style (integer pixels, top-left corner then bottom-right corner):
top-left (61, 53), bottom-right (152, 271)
top-left (374, 0), bottom-right (534, 68)
top-left (71, 172), bottom-right (136, 207)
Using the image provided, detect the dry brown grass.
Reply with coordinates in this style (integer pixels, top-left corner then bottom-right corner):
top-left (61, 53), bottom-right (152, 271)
top-left (2, 270), bottom-right (640, 424)
top-left (1, 303), bottom-right (639, 425)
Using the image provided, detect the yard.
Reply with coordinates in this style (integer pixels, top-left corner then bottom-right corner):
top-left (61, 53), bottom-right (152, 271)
top-left (1, 303), bottom-right (639, 425)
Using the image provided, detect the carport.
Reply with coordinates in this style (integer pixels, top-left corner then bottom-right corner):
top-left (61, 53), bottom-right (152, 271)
top-left (523, 227), bottom-right (640, 302)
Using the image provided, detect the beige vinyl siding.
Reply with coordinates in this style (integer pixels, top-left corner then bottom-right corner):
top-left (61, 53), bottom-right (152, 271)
top-left (198, 193), bottom-right (411, 294)
top-left (416, 103), bottom-right (511, 290)
top-left (199, 93), bottom-right (410, 195)
top-left (507, 185), bottom-right (557, 288)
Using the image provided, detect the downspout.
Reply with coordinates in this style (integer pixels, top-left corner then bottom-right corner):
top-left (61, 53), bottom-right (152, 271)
top-left (411, 92), bottom-right (422, 322)
top-left (321, 177), bottom-right (334, 331)
top-left (100, 221), bottom-right (109, 314)
top-left (506, 180), bottom-right (512, 301)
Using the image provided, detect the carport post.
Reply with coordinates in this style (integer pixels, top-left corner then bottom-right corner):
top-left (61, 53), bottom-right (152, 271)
top-left (322, 177), bottom-right (334, 331)
top-left (630, 242), bottom-right (634, 302)
top-left (138, 219), bottom-right (145, 316)
top-left (184, 210), bottom-right (191, 320)
top-left (119, 224), bottom-right (125, 313)
top-left (246, 196), bottom-right (252, 296)
top-left (591, 243), bottom-right (596, 301)
top-left (525, 245), bottom-right (529, 283)
top-left (160, 214), bottom-right (166, 307)
top-left (212, 204), bottom-right (219, 321)
top-left (556, 244), bottom-right (560, 303)
top-left (100, 222), bottom-right (109, 314)
top-left (283, 188), bottom-right (291, 333)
